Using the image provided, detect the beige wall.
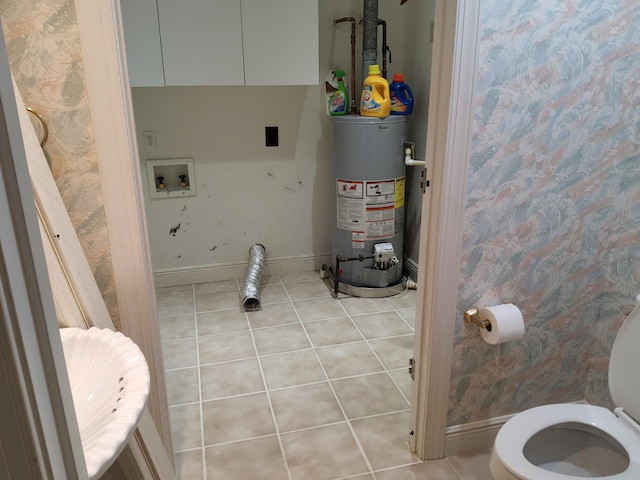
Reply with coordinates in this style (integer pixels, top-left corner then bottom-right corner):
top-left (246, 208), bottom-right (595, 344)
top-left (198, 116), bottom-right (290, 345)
top-left (131, 1), bottom-right (434, 277)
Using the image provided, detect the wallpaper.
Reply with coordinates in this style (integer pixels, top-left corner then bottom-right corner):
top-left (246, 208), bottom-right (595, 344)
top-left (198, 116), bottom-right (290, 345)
top-left (0, 0), bottom-right (119, 326)
top-left (449, 0), bottom-right (640, 425)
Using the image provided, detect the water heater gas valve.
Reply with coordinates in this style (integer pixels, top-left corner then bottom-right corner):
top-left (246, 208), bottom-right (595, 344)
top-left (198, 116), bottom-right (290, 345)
top-left (373, 243), bottom-right (399, 270)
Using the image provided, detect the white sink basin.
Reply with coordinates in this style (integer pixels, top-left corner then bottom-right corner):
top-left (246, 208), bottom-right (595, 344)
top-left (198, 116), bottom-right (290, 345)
top-left (60, 327), bottom-right (150, 479)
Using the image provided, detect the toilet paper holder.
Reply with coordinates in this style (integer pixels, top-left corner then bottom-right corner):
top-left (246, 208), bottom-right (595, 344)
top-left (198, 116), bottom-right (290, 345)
top-left (464, 307), bottom-right (491, 331)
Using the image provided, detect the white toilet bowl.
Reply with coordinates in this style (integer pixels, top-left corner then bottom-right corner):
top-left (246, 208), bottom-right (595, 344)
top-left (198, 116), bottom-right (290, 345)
top-left (490, 306), bottom-right (640, 479)
top-left (490, 404), bottom-right (640, 479)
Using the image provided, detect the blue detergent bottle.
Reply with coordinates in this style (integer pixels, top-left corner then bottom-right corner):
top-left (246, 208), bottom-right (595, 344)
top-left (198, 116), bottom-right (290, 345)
top-left (389, 73), bottom-right (414, 115)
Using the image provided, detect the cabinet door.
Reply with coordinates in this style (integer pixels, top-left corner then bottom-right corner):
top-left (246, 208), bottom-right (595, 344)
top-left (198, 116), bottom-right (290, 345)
top-left (156, 0), bottom-right (244, 86)
top-left (120, 0), bottom-right (165, 87)
top-left (241, 0), bottom-right (319, 85)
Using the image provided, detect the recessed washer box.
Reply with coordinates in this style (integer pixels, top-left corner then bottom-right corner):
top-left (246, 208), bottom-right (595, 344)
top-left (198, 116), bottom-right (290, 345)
top-left (146, 158), bottom-right (196, 199)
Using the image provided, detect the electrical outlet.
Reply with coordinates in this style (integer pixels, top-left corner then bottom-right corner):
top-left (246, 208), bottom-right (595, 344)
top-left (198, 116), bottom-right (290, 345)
top-left (265, 126), bottom-right (278, 147)
top-left (143, 130), bottom-right (157, 151)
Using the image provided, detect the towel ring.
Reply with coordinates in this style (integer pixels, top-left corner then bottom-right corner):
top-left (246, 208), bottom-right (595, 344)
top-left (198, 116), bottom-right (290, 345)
top-left (26, 106), bottom-right (49, 147)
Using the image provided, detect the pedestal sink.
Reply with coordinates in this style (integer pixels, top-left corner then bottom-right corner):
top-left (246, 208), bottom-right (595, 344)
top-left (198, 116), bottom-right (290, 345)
top-left (59, 327), bottom-right (150, 479)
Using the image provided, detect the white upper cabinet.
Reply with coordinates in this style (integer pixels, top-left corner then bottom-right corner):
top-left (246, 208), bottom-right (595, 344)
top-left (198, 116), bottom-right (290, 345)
top-left (241, 0), bottom-right (319, 86)
top-left (120, 0), bottom-right (318, 87)
top-left (119, 0), bottom-right (165, 87)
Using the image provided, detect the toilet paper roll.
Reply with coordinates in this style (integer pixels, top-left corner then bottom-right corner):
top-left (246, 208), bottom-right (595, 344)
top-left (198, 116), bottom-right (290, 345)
top-left (479, 303), bottom-right (524, 345)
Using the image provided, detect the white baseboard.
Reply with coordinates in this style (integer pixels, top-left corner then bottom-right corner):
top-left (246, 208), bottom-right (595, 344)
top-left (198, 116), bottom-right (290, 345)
top-left (404, 256), bottom-right (419, 281)
top-left (444, 400), bottom-right (590, 457)
top-left (153, 253), bottom-right (333, 287)
top-left (444, 413), bottom-right (514, 457)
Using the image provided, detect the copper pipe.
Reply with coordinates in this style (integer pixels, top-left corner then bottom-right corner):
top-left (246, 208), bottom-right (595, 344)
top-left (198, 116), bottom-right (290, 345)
top-left (334, 17), bottom-right (357, 114)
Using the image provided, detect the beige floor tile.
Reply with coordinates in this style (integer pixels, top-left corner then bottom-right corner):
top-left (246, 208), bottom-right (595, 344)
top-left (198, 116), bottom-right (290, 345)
top-left (200, 358), bottom-right (264, 401)
top-left (157, 294), bottom-right (195, 318)
top-left (315, 342), bottom-right (384, 378)
top-left (252, 324), bottom-right (311, 355)
top-left (340, 296), bottom-right (392, 315)
top-left (196, 308), bottom-right (248, 336)
top-left (446, 449), bottom-right (493, 480)
top-left (283, 279), bottom-right (331, 300)
top-left (384, 290), bottom-right (417, 310)
top-left (257, 274), bottom-right (281, 286)
top-left (174, 449), bottom-right (204, 480)
top-left (247, 302), bottom-right (300, 328)
top-left (202, 393), bottom-right (275, 445)
top-left (205, 436), bottom-right (288, 480)
top-left (279, 271), bottom-right (322, 283)
top-left (351, 411), bottom-right (415, 470)
top-left (260, 349), bottom-right (326, 389)
top-left (331, 373), bottom-right (409, 419)
top-left (162, 338), bottom-right (198, 369)
top-left (389, 368), bottom-right (412, 401)
top-left (159, 314), bottom-right (196, 341)
top-left (165, 367), bottom-right (200, 405)
top-left (281, 423), bottom-right (370, 480)
top-left (303, 317), bottom-right (364, 347)
top-left (397, 307), bottom-right (416, 329)
top-left (256, 283), bottom-right (290, 304)
top-left (198, 330), bottom-right (255, 364)
top-left (270, 382), bottom-right (344, 432)
top-left (169, 403), bottom-right (202, 452)
top-left (294, 297), bottom-right (346, 321)
top-left (156, 284), bottom-right (193, 298)
top-left (351, 311), bottom-right (413, 339)
top-left (374, 460), bottom-right (461, 480)
top-left (194, 279), bottom-right (238, 294)
top-left (195, 290), bottom-right (242, 312)
top-left (368, 335), bottom-right (414, 370)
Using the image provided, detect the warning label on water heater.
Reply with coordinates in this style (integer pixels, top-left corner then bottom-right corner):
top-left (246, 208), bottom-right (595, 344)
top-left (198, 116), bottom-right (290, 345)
top-left (337, 177), bottom-right (404, 247)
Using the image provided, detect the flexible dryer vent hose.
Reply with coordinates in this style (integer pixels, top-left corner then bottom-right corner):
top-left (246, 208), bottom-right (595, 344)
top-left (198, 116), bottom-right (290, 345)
top-left (242, 244), bottom-right (266, 311)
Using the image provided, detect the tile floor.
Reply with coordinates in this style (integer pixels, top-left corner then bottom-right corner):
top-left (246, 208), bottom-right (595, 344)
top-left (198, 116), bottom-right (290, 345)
top-left (157, 271), bottom-right (492, 479)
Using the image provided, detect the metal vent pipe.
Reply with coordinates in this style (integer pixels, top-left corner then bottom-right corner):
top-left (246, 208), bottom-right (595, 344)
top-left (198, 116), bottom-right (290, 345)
top-left (241, 244), bottom-right (266, 311)
top-left (362, 0), bottom-right (378, 77)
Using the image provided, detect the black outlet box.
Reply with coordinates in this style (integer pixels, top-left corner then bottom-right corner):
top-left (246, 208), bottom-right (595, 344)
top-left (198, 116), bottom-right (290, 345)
top-left (265, 126), bottom-right (279, 147)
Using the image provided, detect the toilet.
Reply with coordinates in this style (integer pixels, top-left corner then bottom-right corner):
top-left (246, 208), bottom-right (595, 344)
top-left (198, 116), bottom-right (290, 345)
top-left (490, 306), bottom-right (640, 479)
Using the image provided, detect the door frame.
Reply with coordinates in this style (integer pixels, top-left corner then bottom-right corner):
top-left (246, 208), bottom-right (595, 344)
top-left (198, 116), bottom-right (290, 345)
top-left (72, 0), bottom-right (174, 458)
top-left (409, 0), bottom-right (479, 459)
top-left (84, 0), bottom-right (482, 464)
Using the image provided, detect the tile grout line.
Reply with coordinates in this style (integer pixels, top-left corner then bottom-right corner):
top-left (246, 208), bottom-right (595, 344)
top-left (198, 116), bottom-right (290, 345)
top-left (246, 274), bottom-right (293, 480)
top-left (282, 280), bottom-right (378, 479)
top-left (190, 283), bottom-right (207, 480)
top-left (340, 300), bottom-right (413, 408)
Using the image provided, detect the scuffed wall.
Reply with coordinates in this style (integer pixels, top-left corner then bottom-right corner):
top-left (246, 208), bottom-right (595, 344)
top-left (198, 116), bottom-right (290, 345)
top-left (0, 0), bottom-right (119, 327)
top-left (131, 0), bottom-right (409, 274)
top-left (450, 0), bottom-right (640, 425)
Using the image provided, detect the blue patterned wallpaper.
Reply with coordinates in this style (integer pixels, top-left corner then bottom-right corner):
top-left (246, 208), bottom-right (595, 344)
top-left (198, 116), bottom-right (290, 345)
top-left (450, 0), bottom-right (640, 425)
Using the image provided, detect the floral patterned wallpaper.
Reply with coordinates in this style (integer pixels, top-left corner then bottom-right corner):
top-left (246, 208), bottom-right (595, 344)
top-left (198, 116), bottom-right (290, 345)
top-left (0, 0), bottom-right (119, 326)
top-left (450, 0), bottom-right (640, 425)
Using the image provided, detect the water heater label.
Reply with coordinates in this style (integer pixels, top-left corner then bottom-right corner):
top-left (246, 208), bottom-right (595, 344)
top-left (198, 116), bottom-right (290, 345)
top-left (337, 177), bottom-right (403, 241)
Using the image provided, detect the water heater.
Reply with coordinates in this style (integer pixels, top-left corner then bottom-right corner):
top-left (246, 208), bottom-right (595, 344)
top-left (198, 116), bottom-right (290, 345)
top-left (330, 116), bottom-right (407, 289)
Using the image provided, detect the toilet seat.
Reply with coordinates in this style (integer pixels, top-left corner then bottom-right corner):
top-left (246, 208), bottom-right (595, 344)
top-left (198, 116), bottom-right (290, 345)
top-left (492, 403), bottom-right (640, 479)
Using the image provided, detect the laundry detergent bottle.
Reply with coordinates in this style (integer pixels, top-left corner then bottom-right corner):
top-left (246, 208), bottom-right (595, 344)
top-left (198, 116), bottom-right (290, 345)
top-left (360, 64), bottom-right (390, 118)
top-left (328, 70), bottom-right (348, 116)
top-left (390, 73), bottom-right (414, 115)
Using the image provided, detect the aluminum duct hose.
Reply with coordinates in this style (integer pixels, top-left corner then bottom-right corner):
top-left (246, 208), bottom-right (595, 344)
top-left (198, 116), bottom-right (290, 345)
top-left (241, 244), bottom-right (266, 311)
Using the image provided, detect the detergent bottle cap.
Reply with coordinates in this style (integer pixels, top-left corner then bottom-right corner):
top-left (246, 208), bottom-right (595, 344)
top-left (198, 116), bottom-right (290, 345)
top-left (392, 73), bottom-right (405, 82)
top-left (368, 64), bottom-right (381, 76)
